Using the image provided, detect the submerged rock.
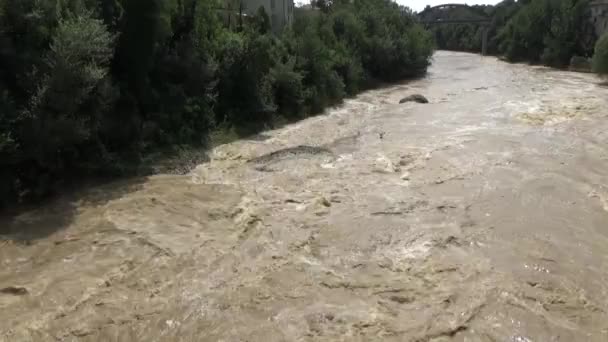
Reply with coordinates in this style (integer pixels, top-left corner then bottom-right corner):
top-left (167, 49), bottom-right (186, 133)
top-left (0, 286), bottom-right (28, 296)
top-left (399, 154), bottom-right (415, 166)
top-left (399, 94), bottom-right (428, 104)
top-left (373, 154), bottom-right (400, 173)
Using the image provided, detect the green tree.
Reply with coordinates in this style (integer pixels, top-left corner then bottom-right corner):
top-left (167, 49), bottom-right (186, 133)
top-left (254, 6), bottom-right (271, 34)
top-left (269, 57), bottom-right (306, 119)
top-left (498, 0), bottom-right (552, 62)
top-left (0, 0), bottom-right (434, 206)
top-left (18, 11), bottom-right (116, 196)
top-left (541, 0), bottom-right (590, 67)
top-left (114, 0), bottom-right (161, 119)
top-left (593, 33), bottom-right (608, 75)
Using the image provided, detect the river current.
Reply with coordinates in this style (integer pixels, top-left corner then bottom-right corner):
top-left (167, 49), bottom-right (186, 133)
top-left (2, 51), bottom-right (608, 341)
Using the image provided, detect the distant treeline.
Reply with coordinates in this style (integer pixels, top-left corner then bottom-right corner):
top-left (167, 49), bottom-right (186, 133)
top-left (0, 0), bottom-right (433, 206)
top-left (420, 0), bottom-right (608, 71)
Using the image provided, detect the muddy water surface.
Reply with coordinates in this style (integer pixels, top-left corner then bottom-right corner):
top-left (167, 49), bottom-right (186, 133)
top-left (2, 51), bottom-right (608, 341)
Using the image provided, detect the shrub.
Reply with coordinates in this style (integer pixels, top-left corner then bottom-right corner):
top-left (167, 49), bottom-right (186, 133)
top-left (593, 33), bottom-right (608, 75)
top-left (270, 58), bottom-right (306, 119)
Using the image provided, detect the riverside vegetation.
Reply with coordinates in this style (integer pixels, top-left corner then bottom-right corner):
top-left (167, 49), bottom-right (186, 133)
top-left (2, 0), bottom-right (607, 208)
top-left (0, 0), bottom-right (434, 206)
top-left (421, 0), bottom-right (608, 72)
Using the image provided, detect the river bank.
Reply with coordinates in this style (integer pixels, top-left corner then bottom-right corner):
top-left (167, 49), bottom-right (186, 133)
top-left (2, 51), bottom-right (608, 341)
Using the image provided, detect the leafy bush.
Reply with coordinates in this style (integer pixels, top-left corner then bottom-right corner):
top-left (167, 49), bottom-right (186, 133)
top-left (593, 33), bottom-right (608, 75)
top-left (216, 32), bottom-right (279, 132)
top-left (270, 58), bottom-right (306, 119)
top-left (498, 0), bottom-right (553, 62)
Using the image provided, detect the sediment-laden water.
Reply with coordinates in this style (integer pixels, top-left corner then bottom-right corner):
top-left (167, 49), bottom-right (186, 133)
top-left (2, 51), bottom-right (608, 341)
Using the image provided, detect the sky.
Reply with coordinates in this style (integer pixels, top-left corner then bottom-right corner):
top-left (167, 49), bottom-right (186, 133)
top-left (395, 0), bottom-right (501, 12)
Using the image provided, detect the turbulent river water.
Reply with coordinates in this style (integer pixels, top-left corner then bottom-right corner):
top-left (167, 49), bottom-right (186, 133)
top-left (2, 51), bottom-right (608, 341)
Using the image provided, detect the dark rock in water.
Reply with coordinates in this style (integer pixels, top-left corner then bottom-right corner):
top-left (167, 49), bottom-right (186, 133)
top-left (248, 145), bottom-right (333, 164)
top-left (248, 145), bottom-right (334, 172)
top-left (0, 286), bottom-right (28, 295)
top-left (399, 94), bottom-right (428, 104)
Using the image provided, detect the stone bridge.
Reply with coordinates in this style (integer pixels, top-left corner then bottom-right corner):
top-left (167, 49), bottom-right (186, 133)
top-left (418, 4), bottom-right (491, 55)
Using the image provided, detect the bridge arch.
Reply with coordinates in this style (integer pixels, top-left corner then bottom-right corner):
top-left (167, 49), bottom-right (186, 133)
top-left (427, 3), bottom-right (477, 11)
top-left (418, 3), bottom-right (491, 55)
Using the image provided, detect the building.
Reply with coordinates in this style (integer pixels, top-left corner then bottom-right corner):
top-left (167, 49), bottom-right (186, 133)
top-left (590, 0), bottom-right (608, 37)
top-left (242, 0), bottom-right (295, 33)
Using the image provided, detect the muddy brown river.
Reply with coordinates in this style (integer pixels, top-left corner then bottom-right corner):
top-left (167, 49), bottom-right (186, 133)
top-left (2, 51), bottom-right (608, 341)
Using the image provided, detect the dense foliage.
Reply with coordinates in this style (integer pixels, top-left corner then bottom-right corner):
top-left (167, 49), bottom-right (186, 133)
top-left (593, 32), bottom-right (608, 75)
top-left (498, 0), bottom-right (593, 66)
top-left (420, 0), bottom-right (596, 67)
top-left (0, 0), bottom-right (433, 206)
